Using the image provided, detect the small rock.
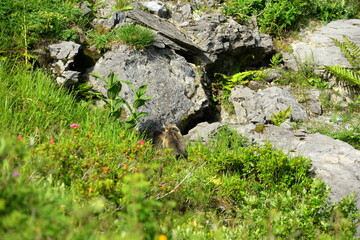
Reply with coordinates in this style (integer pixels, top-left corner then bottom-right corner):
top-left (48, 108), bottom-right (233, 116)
top-left (140, 1), bottom-right (169, 18)
top-left (48, 41), bottom-right (80, 60)
top-left (229, 86), bottom-right (308, 125)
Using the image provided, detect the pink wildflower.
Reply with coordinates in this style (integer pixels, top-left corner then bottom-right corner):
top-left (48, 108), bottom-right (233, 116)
top-left (137, 140), bottom-right (146, 145)
top-left (70, 123), bottom-right (80, 128)
top-left (17, 135), bottom-right (23, 140)
top-left (12, 171), bottom-right (20, 177)
top-left (161, 183), bottom-right (166, 188)
top-left (133, 142), bottom-right (137, 147)
top-left (49, 139), bottom-right (55, 144)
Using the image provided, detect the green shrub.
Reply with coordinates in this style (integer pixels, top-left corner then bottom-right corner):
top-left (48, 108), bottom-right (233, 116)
top-left (0, 169), bottom-right (72, 239)
top-left (275, 54), bottom-right (328, 88)
top-left (114, 24), bottom-right (154, 49)
top-left (311, 0), bottom-right (360, 23)
top-left (258, 0), bottom-right (305, 37)
top-left (23, 126), bottom-right (154, 204)
top-left (222, 0), bottom-right (360, 38)
top-left (86, 24), bottom-right (155, 52)
top-left (178, 126), bottom-right (359, 238)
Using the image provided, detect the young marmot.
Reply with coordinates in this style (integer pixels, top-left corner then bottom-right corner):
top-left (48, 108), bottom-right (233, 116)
top-left (153, 124), bottom-right (187, 159)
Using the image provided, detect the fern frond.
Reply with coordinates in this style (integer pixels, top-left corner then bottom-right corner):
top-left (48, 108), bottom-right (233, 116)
top-left (331, 36), bottom-right (360, 69)
top-left (324, 65), bottom-right (360, 86)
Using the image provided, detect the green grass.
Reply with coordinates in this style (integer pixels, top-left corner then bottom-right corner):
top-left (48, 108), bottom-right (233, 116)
top-left (0, 61), bottom-right (137, 144)
top-left (0, 0), bottom-right (90, 62)
top-left (114, 24), bottom-right (155, 49)
top-left (86, 24), bottom-right (155, 52)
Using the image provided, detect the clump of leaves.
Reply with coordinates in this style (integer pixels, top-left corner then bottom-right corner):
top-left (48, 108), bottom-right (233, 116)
top-left (270, 52), bottom-right (283, 68)
top-left (270, 105), bottom-right (292, 126)
top-left (213, 70), bottom-right (263, 100)
top-left (275, 55), bottom-right (325, 88)
top-left (114, 24), bottom-right (154, 49)
top-left (90, 72), bottom-right (152, 129)
top-left (118, 173), bottom-right (164, 240)
top-left (307, 77), bottom-right (330, 89)
top-left (85, 29), bottom-right (113, 53)
top-left (23, 126), bottom-right (154, 203)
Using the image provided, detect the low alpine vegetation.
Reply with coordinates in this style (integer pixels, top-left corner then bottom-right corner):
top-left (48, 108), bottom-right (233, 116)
top-left (114, 24), bottom-right (155, 49)
top-left (222, 0), bottom-right (360, 37)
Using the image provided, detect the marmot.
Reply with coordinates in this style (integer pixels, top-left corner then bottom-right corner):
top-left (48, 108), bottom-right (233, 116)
top-left (152, 124), bottom-right (188, 159)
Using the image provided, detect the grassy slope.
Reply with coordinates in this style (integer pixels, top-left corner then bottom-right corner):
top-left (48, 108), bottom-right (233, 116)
top-left (0, 63), bottom-right (358, 239)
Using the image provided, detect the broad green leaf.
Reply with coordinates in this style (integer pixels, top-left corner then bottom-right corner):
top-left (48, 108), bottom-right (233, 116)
top-left (114, 98), bottom-right (125, 110)
top-left (107, 81), bottom-right (122, 100)
top-left (124, 119), bottom-right (136, 129)
top-left (109, 110), bottom-right (122, 121)
top-left (133, 99), bottom-right (146, 109)
top-left (90, 72), bottom-right (106, 82)
top-left (142, 96), bottom-right (152, 101)
top-left (136, 83), bottom-right (149, 97)
top-left (134, 112), bottom-right (148, 119)
top-left (107, 72), bottom-right (117, 86)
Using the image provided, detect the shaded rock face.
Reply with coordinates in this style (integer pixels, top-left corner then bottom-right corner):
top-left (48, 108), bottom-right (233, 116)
top-left (126, 6), bottom-right (273, 75)
top-left (186, 122), bottom-right (360, 211)
top-left (181, 14), bottom-right (273, 75)
top-left (89, 45), bottom-right (209, 131)
top-left (228, 86), bottom-right (308, 125)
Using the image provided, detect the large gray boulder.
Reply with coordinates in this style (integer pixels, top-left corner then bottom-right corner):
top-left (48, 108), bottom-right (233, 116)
top-left (87, 2), bottom-right (274, 129)
top-left (89, 45), bottom-right (208, 131)
top-left (228, 86), bottom-right (308, 125)
top-left (186, 122), bottom-right (360, 210)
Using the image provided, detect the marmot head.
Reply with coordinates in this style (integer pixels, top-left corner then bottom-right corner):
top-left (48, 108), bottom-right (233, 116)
top-left (164, 124), bottom-right (181, 134)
